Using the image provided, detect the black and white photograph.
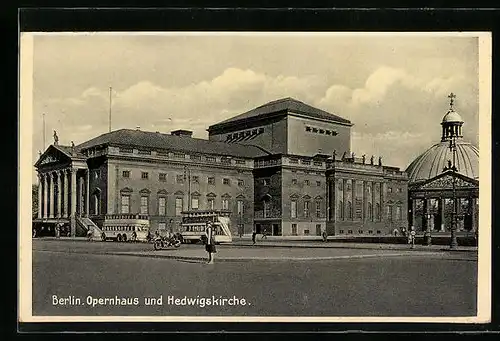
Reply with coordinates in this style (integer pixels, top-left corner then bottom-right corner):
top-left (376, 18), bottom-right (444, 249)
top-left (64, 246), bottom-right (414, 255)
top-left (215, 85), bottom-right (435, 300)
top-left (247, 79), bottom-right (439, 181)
top-left (18, 31), bottom-right (491, 323)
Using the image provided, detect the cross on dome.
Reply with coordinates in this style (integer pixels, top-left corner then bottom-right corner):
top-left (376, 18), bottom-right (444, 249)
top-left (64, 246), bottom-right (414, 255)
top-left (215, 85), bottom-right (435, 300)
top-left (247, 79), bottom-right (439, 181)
top-left (448, 92), bottom-right (456, 110)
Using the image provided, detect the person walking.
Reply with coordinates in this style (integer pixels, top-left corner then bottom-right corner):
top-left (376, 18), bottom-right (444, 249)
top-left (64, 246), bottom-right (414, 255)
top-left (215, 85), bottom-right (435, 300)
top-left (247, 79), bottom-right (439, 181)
top-left (252, 230), bottom-right (256, 245)
top-left (205, 222), bottom-right (216, 264)
top-left (408, 228), bottom-right (416, 249)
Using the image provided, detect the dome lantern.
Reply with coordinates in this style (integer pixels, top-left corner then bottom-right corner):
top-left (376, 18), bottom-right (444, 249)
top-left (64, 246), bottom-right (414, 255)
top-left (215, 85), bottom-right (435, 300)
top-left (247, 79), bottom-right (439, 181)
top-left (441, 92), bottom-right (464, 142)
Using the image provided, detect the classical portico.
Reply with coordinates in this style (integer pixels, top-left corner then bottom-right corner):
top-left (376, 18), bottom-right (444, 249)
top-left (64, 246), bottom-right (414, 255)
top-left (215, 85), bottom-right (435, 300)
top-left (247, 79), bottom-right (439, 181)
top-left (34, 145), bottom-right (91, 236)
top-left (408, 171), bottom-right (479, 233)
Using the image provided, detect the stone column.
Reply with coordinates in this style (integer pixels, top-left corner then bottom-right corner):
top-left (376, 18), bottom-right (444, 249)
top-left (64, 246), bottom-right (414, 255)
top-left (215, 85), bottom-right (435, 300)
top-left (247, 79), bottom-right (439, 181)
top-left (351, 179), bottom-right (356, 220)
top-left (342, 179), bottom-right (347, 221)
top-left (63, 169), bottom-right (69, 218)
top-left (57, 171), bottom-right (62, 218)
top-left (43, 173), bottom-right (48, 218)
top-left (371, 181), bottom-right (375, 222)
top-left (37, 173), bottom-right (43, 219)
top-left (70, 169), bottom-right (77, 236)
top-left (411, 198), bottom-right (416, 229)
top-left (440, 198), bottom-right (446, 231)
top-left (49, 172), bottom-right (55, 218)
top-left (85, 169), bottom-right (90, 216)
top-left (471, 197), bottom-right (478, 232)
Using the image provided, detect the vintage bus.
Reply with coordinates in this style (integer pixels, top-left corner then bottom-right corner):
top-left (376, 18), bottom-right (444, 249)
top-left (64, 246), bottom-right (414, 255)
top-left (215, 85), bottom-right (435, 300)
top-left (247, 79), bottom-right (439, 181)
top-left (101, 214), bottom-right (150, 242)
top-left (180, 210), bottom-right (233, 244)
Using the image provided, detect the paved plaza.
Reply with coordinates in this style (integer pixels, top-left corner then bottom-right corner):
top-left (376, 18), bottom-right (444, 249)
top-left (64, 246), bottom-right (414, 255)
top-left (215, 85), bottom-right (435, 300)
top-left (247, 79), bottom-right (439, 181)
top-left (32, 239), bottom-right (478, 317)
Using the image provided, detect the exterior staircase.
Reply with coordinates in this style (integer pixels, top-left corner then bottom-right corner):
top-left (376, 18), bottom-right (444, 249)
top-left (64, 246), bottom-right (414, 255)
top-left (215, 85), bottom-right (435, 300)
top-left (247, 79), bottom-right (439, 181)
top-left (77, 216), bottom-right (104, 241)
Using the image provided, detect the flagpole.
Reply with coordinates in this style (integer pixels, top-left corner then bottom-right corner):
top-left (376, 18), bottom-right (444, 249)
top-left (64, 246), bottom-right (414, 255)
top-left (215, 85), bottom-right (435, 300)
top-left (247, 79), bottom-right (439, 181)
top-left (109, 86), bottom-right (112, 133)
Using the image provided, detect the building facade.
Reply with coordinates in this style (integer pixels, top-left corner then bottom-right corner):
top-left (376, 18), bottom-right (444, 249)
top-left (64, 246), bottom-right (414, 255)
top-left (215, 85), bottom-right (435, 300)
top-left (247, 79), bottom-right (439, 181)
top-left (405, 95), bottom-right (479, 234)
top-left (34, 97), bottom-right (408, 238)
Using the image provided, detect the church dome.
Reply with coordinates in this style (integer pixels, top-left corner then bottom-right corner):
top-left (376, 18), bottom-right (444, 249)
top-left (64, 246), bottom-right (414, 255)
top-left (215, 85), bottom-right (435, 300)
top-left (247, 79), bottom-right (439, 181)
top-left (405, 140), bottom-right (479, 183)
top-left (406, 93), bottom-right (478, 184)
top-left (442, 109), bottom-right (464, 123)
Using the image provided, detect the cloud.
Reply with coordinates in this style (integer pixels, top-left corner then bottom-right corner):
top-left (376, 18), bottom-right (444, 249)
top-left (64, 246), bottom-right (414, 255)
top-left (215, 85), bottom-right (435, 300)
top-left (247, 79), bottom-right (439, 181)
top-left (32, 65), bottom-right (478, 174)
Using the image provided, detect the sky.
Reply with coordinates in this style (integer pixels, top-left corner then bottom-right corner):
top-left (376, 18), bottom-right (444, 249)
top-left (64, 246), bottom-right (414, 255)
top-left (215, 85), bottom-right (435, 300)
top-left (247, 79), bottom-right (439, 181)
top-left (29, 33), bottom-right (481, 177)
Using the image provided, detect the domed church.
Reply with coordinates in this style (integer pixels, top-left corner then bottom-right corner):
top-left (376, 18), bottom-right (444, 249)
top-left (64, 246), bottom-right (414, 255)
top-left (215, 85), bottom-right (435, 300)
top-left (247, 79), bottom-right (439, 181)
top-left (406, 93), bottom-right (479, 234)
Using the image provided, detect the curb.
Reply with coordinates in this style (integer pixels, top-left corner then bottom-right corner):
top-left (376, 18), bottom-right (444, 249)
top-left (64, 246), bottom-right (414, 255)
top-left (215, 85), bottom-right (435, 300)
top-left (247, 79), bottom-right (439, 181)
top-left (226, 243), bottom-right (477, 253)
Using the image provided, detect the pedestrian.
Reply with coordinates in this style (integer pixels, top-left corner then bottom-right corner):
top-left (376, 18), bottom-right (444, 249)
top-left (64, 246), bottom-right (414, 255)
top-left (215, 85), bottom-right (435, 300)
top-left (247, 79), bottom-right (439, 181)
top-left (205, 222), bottom-right (216, 264)
top-left (393, 228), bottom-right (398, 237)
top-left (252, 230), bottom-right (256, 245)
top-left (408, 229), bottom-right (416, 249)
top-left (262, 228), bottom-right (268, 239)
top-left (322, 230), bottom-right (328, 242)
top-left (55, 223), bottom-right (61, 239)
top-left (87, 226), bottom-right (94, 242)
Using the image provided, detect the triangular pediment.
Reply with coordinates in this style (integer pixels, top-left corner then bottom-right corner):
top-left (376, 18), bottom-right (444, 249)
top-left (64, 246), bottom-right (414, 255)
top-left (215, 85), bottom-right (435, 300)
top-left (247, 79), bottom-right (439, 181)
top-left (206, 192), bottom-right (217, 198)
top-left (157, 189), bottom-right (168, 195)
top-left (290, 193), bottom-right (299, 199)
top-left (35, 145), bottom-right (72, 168)
top-left (236, 194), bottom-right (246, 199)
top-left (415, 171), bottom-right (479, 191)
top-left (174, 190), bottom-right (184, 196)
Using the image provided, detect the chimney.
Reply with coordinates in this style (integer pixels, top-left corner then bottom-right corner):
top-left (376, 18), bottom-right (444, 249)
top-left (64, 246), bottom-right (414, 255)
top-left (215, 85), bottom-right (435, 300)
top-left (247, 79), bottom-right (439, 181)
top-left (171, 129), bottom-right (193, 137)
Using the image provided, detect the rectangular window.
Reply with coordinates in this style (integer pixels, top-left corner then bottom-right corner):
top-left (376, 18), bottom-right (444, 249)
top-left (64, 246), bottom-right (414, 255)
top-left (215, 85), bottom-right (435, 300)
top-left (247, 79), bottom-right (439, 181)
top-left (316, 201), bottom-right (321, 217)
top-left (222, 199), bottom-right (229, 210)
top-left (304, 229), bottom-right (310, 235)
top-left (138, 149), bottom-right (151, 155)
top-left (191, 197), bottom-right (199, 210)
top-left (173, 152), bottom-right (185, 159)
top-left (158, 222), bottom-right (166, 231)
top-left (396, 205), bottom-right (402, 220)
top-left (119, 147), bottom-right (133, 153)
top-left (223, 178), bottom-right (231, 185)
top-left (304, 180), bottom-right (310, 186)
top-left (316, 181), bottom-right (321, 186)
top-left (176, 175), bottom-right (184, 184)
top-left (208, 177), bottom-right (215, 185)
top-left (263, 201), bottom-right (270, 218)
top-left (159, 173), bottom-right (167, 181)
top-left (238, 179), bottom-right (244, 186)
top-left (122, 170), bottom-right (130, 178)
top-left (207, 198), bottom-right (215, 210)
top-left (158, 197), bottom-right (166, 215)
top-left (292, 179), bottom-right (297, 185)
top-left (221, 157), bottom-right (231, 164)
top-left (141, 172), bottom-right (149, 180)
top-left (387, 206), bottom-right (393, 221)
top-left (289, 158), bottom-right (299, 164)
top-left (206, 156), bottom-right (216, 162)
top-left (140, 196), bottom-right (149, 214)
top-left (120, 195), bottom-right (130, 214)
top-left (314, 161), bottom-right (322, 166)
top-left (304, 201), bottom-right (310, 218)
top-left (190, 154), bottom-right (201, 161)
top-left (326, 130), bottom-right (331, 135)
top-left (157, 150), bottom-right (168, 157)
top-left (291, 200), bottom-right (297, 218)
top-left (237, 200), bottom-right (244, 216)
top-left (301, 160), bottom-right (311, 165)
top-left (292, 224), bottom-right (297, 236)
top-left (235, 159), bottom-right (246, 165)
top-left (192, 176), bottom-right (199, 183)
top-left (175, 198), bottom-right (183, 216)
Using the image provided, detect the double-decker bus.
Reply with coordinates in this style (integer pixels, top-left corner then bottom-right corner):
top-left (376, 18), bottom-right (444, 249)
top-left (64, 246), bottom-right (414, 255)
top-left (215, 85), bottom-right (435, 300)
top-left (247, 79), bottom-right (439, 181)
top-left (180, 210), bottom-right (232, 244)
top-left (101, 214), bottom-right (150, 242)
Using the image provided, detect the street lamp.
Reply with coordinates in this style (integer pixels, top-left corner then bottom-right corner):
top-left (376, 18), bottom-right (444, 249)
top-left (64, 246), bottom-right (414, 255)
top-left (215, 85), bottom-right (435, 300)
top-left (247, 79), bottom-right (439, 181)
top-left (445, 136), bottom-right (459, 250)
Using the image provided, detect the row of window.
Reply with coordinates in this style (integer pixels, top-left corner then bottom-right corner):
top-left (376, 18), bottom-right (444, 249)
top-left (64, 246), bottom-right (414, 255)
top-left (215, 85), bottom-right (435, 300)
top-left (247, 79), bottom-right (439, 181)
top-left (289, 200), bottom-right (322, 219)
top-left (305, 126), bottom-right (338, 136)
top-left (122, 170), bottom-right (245, 186)
top-left (339, 229), bottom-right (382, 234)
top-left (225, 128), bottom-right (265, 141)
top-left (119, 147), bottom-right (247, 164)
top-left (336, 181), bottom-right (403, 194)
top-left (120, 194), bottom-right (245, 216)
top-left (291, 179), bottom-right (321, 186)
